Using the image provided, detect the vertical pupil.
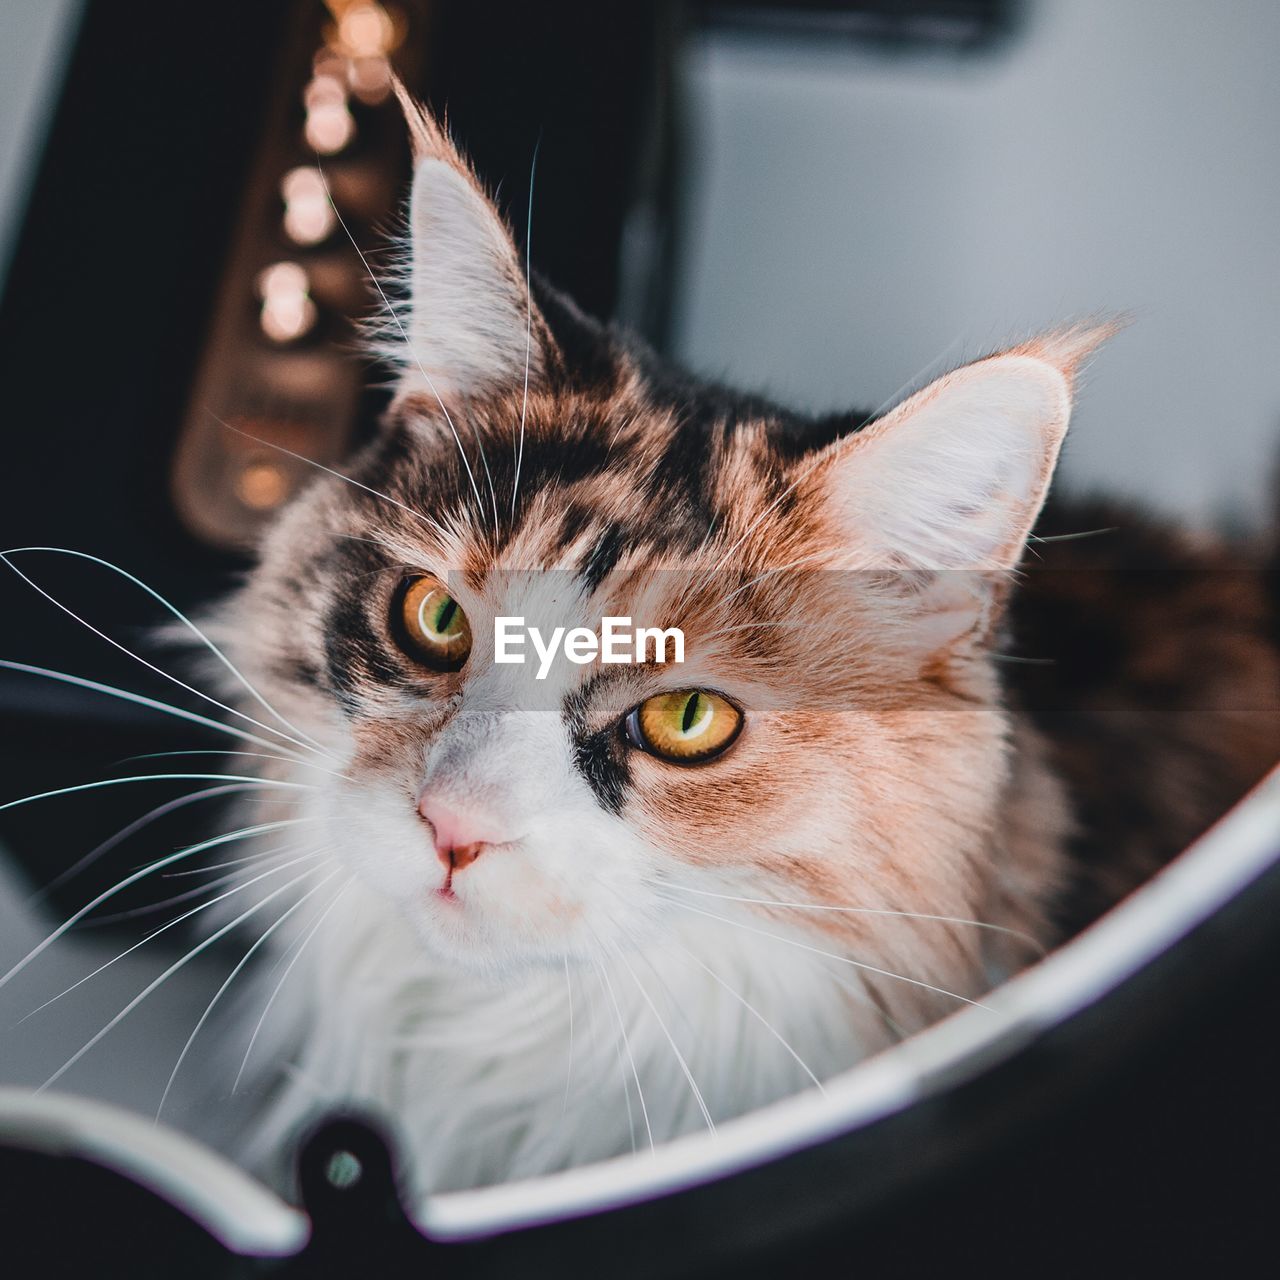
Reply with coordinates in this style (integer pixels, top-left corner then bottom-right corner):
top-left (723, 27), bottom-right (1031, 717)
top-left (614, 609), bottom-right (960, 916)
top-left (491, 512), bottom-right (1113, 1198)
top-left (434, 596), bottom-right (457, 634)
top-left (681, 692), bottom-right (701, 733)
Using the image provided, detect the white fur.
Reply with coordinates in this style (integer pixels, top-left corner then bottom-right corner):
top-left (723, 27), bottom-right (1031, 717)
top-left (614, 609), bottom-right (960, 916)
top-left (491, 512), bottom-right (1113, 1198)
top-left (235, 874), bottom-right (878, 1196)
top-left (207, 568), bottom-right (891, 1196)
top-left (389, 158), bottom-right (537, 404)
top-left (830, 355), bottom-right (1072, 571)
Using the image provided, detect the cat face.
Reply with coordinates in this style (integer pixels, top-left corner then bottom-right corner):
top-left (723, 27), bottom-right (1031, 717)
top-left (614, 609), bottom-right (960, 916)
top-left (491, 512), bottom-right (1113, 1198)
top-left (227, 93), bottom-right (1103, 999)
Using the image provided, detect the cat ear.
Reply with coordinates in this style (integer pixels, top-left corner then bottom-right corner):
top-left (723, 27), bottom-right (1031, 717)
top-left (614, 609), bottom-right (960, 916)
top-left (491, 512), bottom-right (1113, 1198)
top-left (388, 85), bottom-right (556, 404)
top-left (805, 326), bottom-right (1115, 574)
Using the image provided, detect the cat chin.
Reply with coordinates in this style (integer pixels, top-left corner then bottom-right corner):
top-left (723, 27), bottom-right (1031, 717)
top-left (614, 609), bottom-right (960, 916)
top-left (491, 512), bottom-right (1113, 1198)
top-left (398, 887), bottom-right (656, 980)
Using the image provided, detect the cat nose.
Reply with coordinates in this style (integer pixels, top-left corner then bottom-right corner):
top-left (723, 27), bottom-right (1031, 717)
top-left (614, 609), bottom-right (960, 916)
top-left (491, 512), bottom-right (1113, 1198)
top-left (417, 792), bottom-right (503, 873)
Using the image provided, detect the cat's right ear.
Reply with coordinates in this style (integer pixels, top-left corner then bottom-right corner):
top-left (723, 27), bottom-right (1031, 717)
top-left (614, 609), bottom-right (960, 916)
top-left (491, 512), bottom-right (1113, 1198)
top-left (801, 326), bottom-right (1117, 576)
top-left (788, 325), bottom-right (1116, 653)
top-left (385, 85), bottom-right (557, 406)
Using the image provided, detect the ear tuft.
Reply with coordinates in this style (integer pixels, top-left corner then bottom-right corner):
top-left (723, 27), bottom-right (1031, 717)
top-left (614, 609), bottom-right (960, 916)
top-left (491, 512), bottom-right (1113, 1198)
top-left (1006, 317), bottom-right (1126, 384)
top-left (391, 76), bottom-right (473, 179)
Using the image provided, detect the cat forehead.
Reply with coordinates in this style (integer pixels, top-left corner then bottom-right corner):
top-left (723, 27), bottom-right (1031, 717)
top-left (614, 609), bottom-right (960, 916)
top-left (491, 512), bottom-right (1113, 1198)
top-left (331, 387), bottom-right (800, 571)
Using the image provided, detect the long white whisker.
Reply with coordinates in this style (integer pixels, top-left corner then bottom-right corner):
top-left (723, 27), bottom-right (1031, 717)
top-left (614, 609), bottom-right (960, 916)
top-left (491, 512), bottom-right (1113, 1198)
top-left (512, 137), bottom-right (540, 521)
top-left (1, 554), bottom-right (328, 763)
top-left (869, 327), bottom-right (968, 419)
top-left (662, 883), bottom-right (1043, 953)
top-left (156, 867), bottom-right (339, 1121)
top-left (232, 875), bottom-right (354, 1093)
top-left (29, 782), bottom-right (258, 905)
top-left (1027, 527), bottom-right (1117, 544)
top-left (0, 773), bottom-right (311, 815)
top-left (698, 620), bottom-right (807, 642)
top-left (16, 849), bottom-right (329, 1024)
top-left (123, 749), bottom-right (349, 782)
top-left (332, 530), bottom-right (408, 552)
top-left (84, 852), bottom-right (318, 928)
top-left (818, 958), bottom-right (908, 1041)
top-left (39, 871), bottom-right (316, 1093)
top-left (562, 953), bottom-right (575, 1117)
top-left (211, 414), bottom-right (449, 540)
top-left (595, 958), bottom-right (653, 1153)
top-left (1, 548), bottom-right (334, 760)
top-left (680, 343), bottom-right (975, 603)
top-left (0, 818), bottom-right (310, 994)
top-left (162, 845), bottom-right (312, 878)
top-left (660, 898), bottom-right (990, 1010)
top-left (614, 949), bottom-right (715, 1135)
top-left (681, 450), bottom-right (839, 606)
top-left (669, 942), bottom-right (825, 1094)
top-left (704, 548), bottom-right (833, 616)
top-left (315, 165), bottom-right (490, 526)
top-left (0, 661), bottom-right (317, 764)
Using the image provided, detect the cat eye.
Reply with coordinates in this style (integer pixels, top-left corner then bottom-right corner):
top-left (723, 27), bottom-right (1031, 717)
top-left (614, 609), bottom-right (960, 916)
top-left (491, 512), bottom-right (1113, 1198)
top-left (394, 575), bottom-right (472, 671)
top-left (624, 689), bottom-right (743, 764)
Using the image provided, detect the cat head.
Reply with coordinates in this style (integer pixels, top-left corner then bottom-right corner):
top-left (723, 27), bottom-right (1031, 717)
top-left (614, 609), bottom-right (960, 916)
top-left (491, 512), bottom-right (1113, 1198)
top-left (230, 95), bottom-right (1106, 999)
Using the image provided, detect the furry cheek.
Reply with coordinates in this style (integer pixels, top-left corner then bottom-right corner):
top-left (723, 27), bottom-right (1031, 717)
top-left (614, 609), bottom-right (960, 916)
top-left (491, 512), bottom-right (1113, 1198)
top-left (624, 700), bottom-right (1010, 933)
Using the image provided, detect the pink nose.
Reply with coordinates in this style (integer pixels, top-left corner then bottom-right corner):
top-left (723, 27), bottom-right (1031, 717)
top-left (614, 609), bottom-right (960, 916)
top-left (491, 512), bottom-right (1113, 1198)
top-left (417, 793), bottom-right (501, 873)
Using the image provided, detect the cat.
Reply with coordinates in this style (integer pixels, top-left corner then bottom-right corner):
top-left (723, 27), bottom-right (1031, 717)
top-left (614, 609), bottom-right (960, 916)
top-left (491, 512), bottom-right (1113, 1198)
top-left (183, 88), bottom-right (1280, 1198)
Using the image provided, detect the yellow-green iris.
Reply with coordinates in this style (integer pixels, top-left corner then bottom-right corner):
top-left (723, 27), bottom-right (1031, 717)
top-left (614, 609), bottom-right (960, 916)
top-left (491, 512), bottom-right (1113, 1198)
top-left (627, 689), bottom-right (742, 763)
top-left (397, 576), bottom-right (472, 671)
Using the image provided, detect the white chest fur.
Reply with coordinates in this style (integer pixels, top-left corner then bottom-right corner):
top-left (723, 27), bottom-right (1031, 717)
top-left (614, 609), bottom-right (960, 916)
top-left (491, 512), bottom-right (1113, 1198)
top-left (229, 879), bottom-right (882, 1196)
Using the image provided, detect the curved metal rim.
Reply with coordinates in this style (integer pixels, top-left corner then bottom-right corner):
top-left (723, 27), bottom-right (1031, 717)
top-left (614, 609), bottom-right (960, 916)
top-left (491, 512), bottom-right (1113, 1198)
top-left (0, 1086), bottom-right (309, 1256)
top-left (424, 764), bottom-right (1280, 1239)
top-left (1, 765), bottom-right (1277, 1254)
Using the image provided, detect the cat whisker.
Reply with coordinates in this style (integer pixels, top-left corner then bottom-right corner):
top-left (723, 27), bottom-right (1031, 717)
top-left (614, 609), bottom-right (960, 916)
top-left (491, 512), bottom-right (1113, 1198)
top-left (682, 343), bottom-right (981, 602)
top-left (579, 890), bottom-right (722, 1135)
top-left (658, 897), bottom-right (992, 1011)
top-left (584, 956), bottom-right (635, 1154)
top-left (1027, 527), bottom-right (1117, 544)
top-left (0, 772), bottom-right (314, 816)
top-left (210, 414), bottom-right (451, 542)
top-left (0, 660), bottom-right (320, 765)
top-left (27, 782), bottom-right (262, 906)
top-left (512, 138), bottom-right (540, 521)
top-left (15, 848), bottom-right (331, 1024)
top-left (868, 327), bottom-right (968, 420)
top-left (668, 942), bottom-right (826, 1094)
top-left (157, 866), bottom-right (340, 1121)
top-left (697, 619), bottom-right (807, 642)
top-left (333, 530), bottom-right (414, 554)
top-left (681, 447), bottom-right (840, 606)
top-left (593, 955), bottom-right (654, 1154)
top-left (122, 749), bottom-right (350, 782)
top-left (0, 817), bottom-right (312, 994)
top-left (162, 844), bottom-right (317, 879)
top-left (38, 868), bottom-right (321, 1094)
top-left (703, 548), bottom-right (833, 616)
top-left (85, 848), bottom-right (324, 929)
top-left (660, 882), bottom-right (1045, 955)
top-left (817, 959), bottom-right (909, 1041)
top-left (1, 548), bottom-right (336, 763)
top-left (315, 165), bottom-right (496, 534)
top-left (561, 953), bottom-right (575, 1118)
top-left (613, 948), bottom-right (715, 1135)
top-left (233, 875), bottom-right (355, 1093)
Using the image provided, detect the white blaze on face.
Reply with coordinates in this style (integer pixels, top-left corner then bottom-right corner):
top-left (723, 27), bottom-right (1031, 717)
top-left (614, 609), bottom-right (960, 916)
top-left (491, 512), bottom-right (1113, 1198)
top-left (319, 571), bottom-right (664, 973)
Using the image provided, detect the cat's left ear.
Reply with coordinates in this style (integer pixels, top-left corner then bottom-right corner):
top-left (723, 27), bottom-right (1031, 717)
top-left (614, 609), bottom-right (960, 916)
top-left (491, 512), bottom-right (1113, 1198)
top-left (388, 85), bottom-right (557, 405)
top-left (803, 326), bottom-right (1116, 576)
